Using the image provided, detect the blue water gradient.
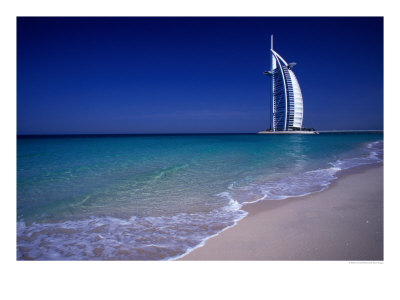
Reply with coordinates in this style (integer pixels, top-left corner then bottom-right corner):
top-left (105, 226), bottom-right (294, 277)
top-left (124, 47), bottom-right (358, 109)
top-left (17, 133), bottom-right (383, 260)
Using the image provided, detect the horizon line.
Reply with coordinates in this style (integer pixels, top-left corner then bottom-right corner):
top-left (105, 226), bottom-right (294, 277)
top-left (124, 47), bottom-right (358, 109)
top-left (17, 130), bottom-right (384, 137)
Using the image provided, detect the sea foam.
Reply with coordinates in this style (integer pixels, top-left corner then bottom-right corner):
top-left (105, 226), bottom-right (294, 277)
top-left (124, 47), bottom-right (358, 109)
top-left (17, 200), bottom-right (246, 260)
top-left (220, 140), bottom-right (383, 205)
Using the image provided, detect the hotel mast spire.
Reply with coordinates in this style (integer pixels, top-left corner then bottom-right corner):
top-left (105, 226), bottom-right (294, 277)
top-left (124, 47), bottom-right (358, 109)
top-left (271, 34), bottom-right (273, 50)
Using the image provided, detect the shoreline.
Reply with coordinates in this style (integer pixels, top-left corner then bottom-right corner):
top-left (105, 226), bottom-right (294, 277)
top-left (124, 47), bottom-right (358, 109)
top-left (179, 162), bottom-right (383, 260)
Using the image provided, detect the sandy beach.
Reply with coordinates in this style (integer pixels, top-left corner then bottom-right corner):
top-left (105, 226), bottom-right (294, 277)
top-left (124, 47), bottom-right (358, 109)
top-left (180, 163), bottom-right (383, 260)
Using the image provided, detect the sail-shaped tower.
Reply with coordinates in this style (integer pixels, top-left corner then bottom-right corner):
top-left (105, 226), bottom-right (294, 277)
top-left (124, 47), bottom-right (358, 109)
top-left (264, 35), bottom-right (304, 131)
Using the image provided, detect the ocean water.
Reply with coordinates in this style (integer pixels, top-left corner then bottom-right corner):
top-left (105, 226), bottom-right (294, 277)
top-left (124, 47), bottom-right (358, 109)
top-left (17, 133), bottom-right (383, 260)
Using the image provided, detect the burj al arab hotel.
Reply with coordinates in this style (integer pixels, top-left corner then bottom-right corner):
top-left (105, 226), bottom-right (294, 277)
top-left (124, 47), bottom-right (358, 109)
top-left (259, 35), bottom-right (317, 134)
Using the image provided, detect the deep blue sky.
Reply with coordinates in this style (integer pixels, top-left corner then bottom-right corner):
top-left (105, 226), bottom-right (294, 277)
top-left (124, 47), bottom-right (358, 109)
top-left (17, 17), bottom-right (383, 134)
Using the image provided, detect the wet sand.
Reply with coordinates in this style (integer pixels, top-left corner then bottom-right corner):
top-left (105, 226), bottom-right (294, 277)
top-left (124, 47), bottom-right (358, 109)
top-left (180, 164), bottom-right (383, 260)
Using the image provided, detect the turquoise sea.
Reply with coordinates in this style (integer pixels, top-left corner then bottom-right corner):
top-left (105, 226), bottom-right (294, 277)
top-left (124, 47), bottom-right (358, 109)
top-left (17, 133), bottom-right (383, 260)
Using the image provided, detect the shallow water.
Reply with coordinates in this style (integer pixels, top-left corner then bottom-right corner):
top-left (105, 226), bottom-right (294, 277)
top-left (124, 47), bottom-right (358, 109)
top-left (17, 133), bottom-right (383, 260)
